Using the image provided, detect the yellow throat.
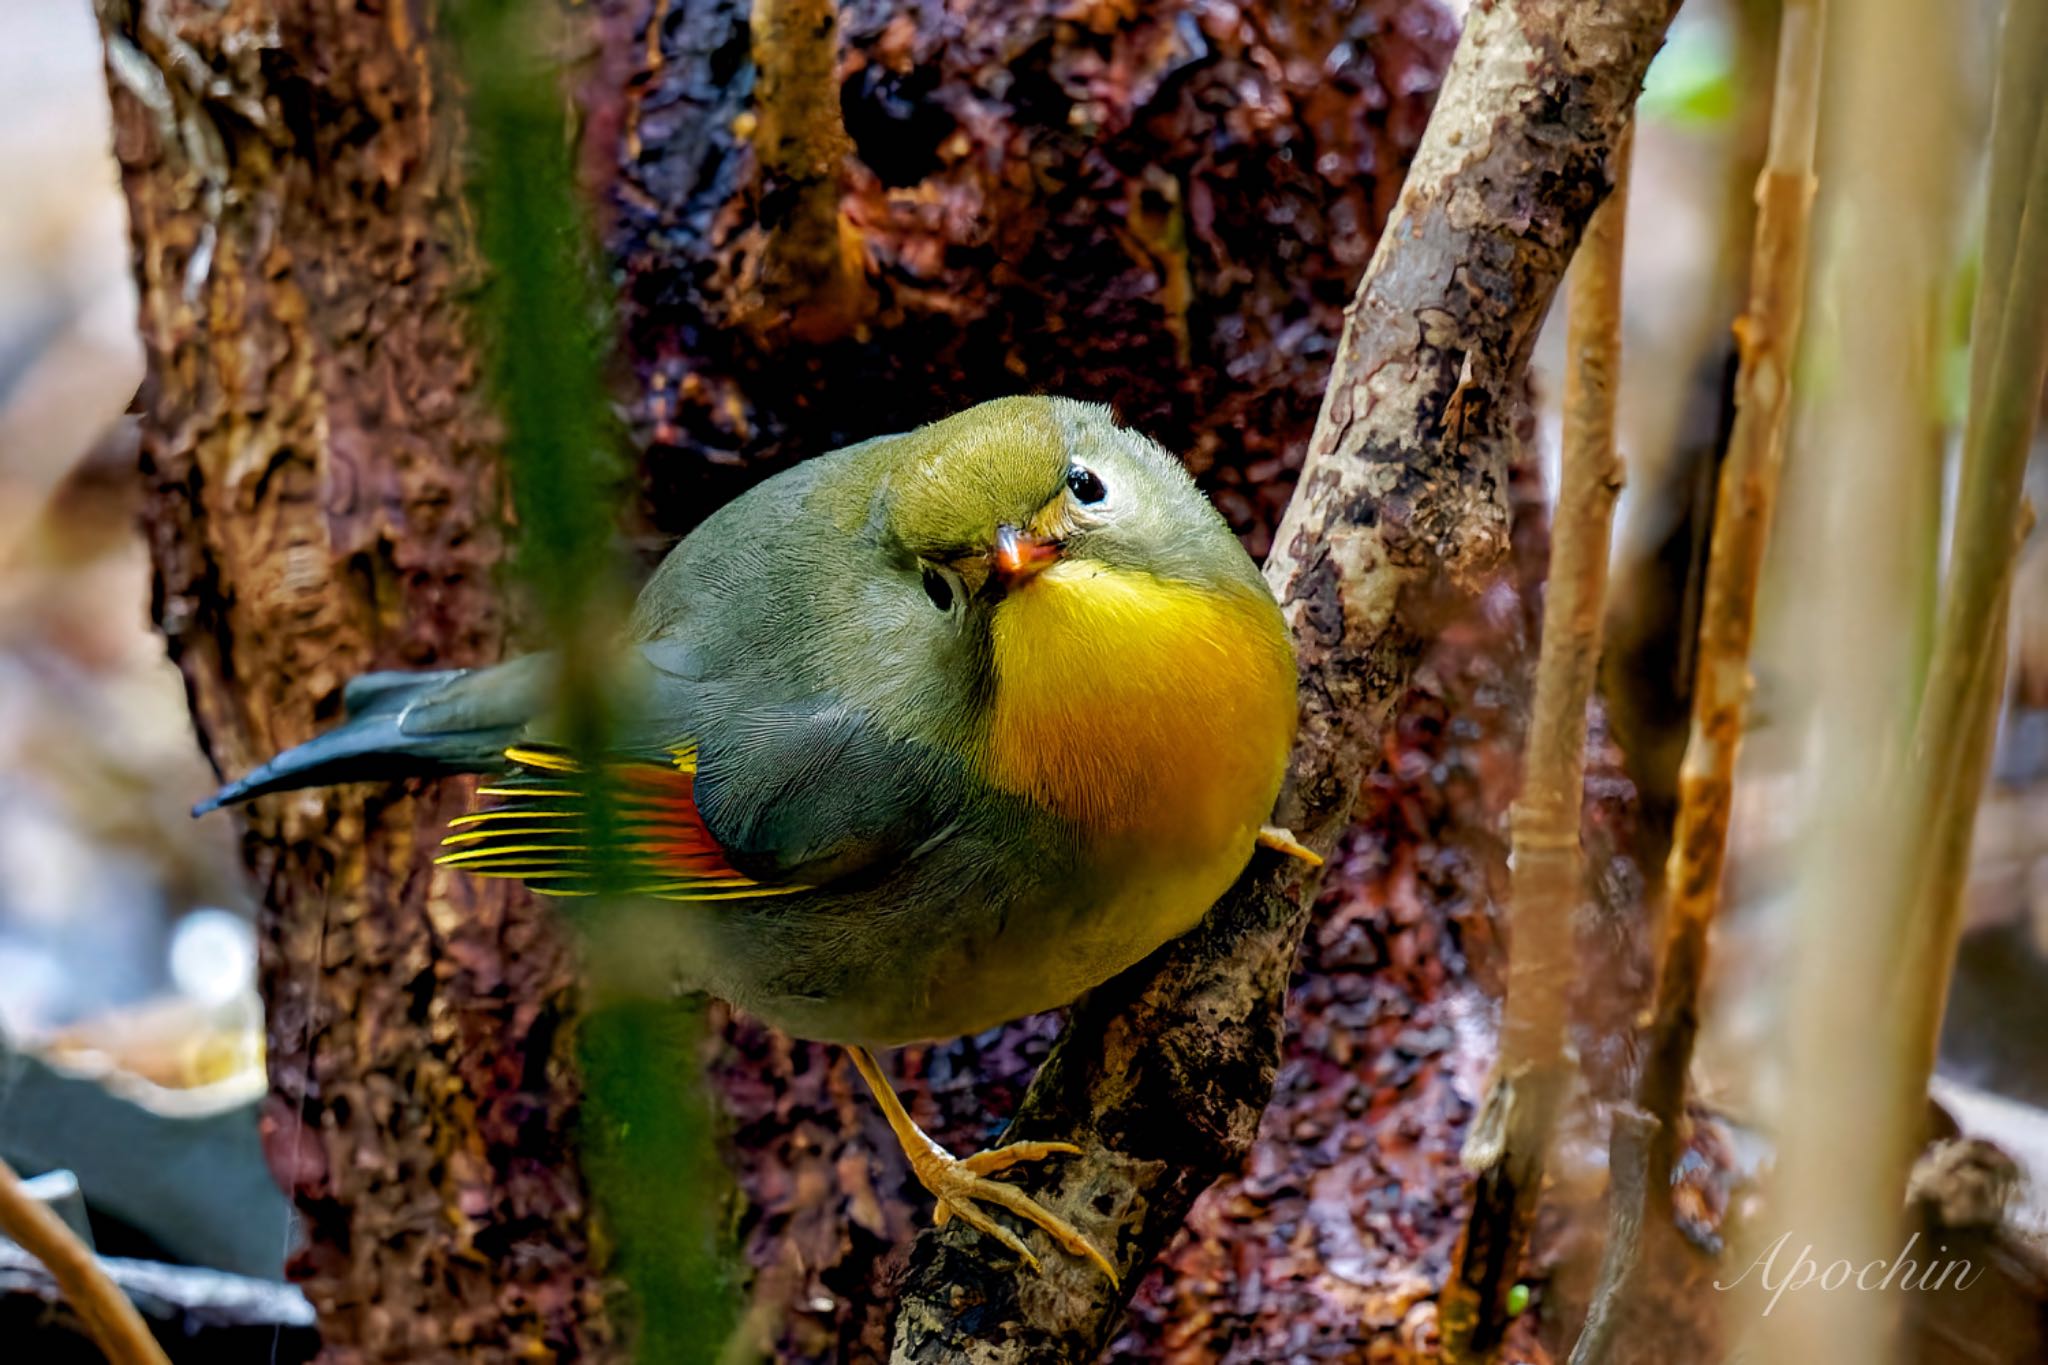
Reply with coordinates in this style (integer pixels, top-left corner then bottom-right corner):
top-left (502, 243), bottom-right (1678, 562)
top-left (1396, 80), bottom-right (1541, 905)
top-left (983, 558), bottom-right (1297, 855)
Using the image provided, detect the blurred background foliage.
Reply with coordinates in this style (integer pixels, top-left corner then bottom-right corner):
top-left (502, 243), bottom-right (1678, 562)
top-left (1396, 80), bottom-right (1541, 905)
top-left (448, 0), bottom-right (734, 1355)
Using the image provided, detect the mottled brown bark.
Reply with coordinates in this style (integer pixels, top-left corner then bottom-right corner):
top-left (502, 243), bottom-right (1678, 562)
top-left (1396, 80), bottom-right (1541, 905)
top-left (97, 1), bottom-right (606, 1359)
top-left (584, 0), bottom-right (1453, 560)
top-left (890, 2), bottom-right (1679, 1359)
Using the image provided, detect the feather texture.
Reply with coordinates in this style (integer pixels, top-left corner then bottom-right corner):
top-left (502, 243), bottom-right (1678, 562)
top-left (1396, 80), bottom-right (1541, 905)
top-left (435, 743), bottom-right (799, 900)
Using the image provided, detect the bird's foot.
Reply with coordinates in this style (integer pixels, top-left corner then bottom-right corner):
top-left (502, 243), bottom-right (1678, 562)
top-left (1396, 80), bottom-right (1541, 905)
top-left (1258, 823), bottom-right (1324, 867)
top-left (913, 1140), bottom-right (1120, 1286)
top-left (846, 1045), bottom-right (1117, 1283)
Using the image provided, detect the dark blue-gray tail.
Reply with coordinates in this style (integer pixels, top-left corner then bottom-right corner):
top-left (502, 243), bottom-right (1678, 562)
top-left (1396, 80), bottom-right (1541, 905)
top-left (193, 665), bottom-right (540, 815)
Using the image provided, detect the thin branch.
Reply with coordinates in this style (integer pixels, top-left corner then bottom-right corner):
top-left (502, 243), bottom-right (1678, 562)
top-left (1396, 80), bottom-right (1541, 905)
top-left (1894, 0), bottom-right (2048, 1092)
top-left (1569, 6), bottom-right (1825, 1359)
top-left (1761, 0), bottom-right (1974, 1356)
top-left (0, 1157), bottom-right (169, 1365)
top-left (888, 1), bottom-right (1681, 1358)
top-left (1441, 124), bottom-right (1634, 1365)
top-left (747, 0), bottom-right (868, 339)
top-left (1567, 1107), bottom-right (1656, 1365)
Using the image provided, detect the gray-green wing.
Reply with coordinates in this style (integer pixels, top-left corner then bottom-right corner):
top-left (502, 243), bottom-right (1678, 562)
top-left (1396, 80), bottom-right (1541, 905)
top-left (441, 432), bottom-right (980, 897)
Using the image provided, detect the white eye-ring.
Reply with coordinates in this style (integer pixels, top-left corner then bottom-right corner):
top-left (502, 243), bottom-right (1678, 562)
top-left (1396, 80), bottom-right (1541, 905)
top-left (1066, 465), bottom-right (1108, 505)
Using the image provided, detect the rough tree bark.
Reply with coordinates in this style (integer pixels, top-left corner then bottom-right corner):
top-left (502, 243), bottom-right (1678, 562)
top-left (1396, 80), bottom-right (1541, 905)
top-left (96, 1), bottom-right (604, 1359)
top-left (891, 1), bottom-right (1679, 1358)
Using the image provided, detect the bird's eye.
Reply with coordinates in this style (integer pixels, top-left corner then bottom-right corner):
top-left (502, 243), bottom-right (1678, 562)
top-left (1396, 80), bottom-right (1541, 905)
top-left (1066, 465), bottom-right (1107, 505)
top-left (920, 564), bottom-right (954, 611)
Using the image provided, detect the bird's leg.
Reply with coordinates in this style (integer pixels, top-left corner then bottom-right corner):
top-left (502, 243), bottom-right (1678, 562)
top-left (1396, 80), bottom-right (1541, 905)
top-left (1258, 823), bottom-right (1324, 866)
top-left (845, 1045), bottom-right (1118, 1284)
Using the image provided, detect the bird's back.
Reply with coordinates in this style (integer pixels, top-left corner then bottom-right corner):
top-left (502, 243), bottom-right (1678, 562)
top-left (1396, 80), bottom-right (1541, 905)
top-left (197, 399), bottom-right (1297, 1047)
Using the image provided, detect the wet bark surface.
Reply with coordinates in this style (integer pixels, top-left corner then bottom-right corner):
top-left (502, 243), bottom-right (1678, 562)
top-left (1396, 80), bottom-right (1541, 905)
top-left (581, 0), bottom-right (1455, 559)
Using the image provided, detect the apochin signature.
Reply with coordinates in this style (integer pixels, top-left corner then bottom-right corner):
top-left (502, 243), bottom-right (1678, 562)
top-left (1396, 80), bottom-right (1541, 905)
top-left (1716, 1231), bottom-right (1985, 1315)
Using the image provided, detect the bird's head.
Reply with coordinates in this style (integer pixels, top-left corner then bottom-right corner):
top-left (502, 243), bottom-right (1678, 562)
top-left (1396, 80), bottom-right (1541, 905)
top-left (862, 396), bottom-right (1293, 836)
top-left (877, 395), bottom-right (1261, 613)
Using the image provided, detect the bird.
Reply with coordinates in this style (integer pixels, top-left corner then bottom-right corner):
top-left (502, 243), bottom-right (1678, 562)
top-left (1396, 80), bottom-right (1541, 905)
top-left (197, 395), bottom-right (1312, 1279)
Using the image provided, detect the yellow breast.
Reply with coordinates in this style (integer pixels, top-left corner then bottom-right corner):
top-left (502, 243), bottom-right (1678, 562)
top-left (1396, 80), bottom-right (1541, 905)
top-left (982, 559), bottom-right (1297, 858)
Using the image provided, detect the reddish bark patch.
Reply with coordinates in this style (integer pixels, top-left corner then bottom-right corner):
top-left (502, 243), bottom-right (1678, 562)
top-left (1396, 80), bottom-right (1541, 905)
top-left (583, 0), bottom-right (1456, 560)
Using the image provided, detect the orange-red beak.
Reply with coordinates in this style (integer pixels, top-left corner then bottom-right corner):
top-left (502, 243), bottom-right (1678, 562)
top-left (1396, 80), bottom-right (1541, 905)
top-left (992, 523), bottom-right (1060, 588)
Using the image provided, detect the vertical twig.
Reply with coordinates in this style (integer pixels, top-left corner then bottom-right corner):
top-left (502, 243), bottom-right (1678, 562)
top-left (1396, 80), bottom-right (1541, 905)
top-left (0, 1157), bottom-right (168, 1365)
top-left (748, 0), bottom-right (867, 338)
top-left (1759, 0), bottom-right (1969, 1358)
top-left (1891, 0), bottom-right (2048, 1087)
top-left (1569, 7), bottom-right (1825, 1360)
top-left (1440, 128), bottom-right (1634, 1364)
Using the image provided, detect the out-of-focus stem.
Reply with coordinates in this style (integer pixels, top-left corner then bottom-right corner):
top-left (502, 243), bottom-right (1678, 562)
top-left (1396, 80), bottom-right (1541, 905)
top-left (1964, 0), bottom-right (2048, 432)
top-left (749, 0), bottom-right (867, 339)
top-left (451, 2), bottom-right (733, 1355)
top-left (1440, 127), bottom-right (1632, 1365)
top-left (1759, 0), bottom-right (1967, 1359)
top-left (1895, 5), bottom-right (2048, 1089)
top-left (0, 1157), bottom-right (168, 1365)
top-left (1641, 0), bottom-right (1822, 1177)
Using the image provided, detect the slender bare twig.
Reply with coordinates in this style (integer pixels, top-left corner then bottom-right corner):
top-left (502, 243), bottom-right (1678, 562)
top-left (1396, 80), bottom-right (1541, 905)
top-left (0, 1157), bottom-right (169, 1365)
top-left (1760, 0), bottom-right (1972, 1357)
top-left (889, 2), bottom-right (1682, 1358)
top-left (1568, 7), bottom-right (1825, 1360)
top-left (1440, 125), bottom-right (1634, 1365)
top-left (1892, 0), bottom-right (2048, 1086)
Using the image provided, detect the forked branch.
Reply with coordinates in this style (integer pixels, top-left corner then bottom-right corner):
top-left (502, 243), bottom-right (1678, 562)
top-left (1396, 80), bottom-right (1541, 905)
top-left (889, 2), bottom-right (1682, 1358)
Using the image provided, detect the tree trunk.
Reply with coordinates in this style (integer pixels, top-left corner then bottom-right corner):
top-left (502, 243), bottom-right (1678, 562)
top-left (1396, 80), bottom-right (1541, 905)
top-left (98, 1), bottom-right (606, 1359)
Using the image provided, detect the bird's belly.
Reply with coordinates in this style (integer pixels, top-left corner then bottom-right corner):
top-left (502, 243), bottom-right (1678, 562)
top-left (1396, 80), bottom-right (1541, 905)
top-left (742, 828), bottom-right (1256, 1047)
top-left (928, 840), bottom-right (1254, 1037)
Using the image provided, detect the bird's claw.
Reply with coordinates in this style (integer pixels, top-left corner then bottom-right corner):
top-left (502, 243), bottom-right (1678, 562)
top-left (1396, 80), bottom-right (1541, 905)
top-left (912, 1142), bottom-right (1119, 1286)
top-left (958, 1139), bottom-right (1083, 1177)
top-left (1258, 823), bottom-right (1323, 867)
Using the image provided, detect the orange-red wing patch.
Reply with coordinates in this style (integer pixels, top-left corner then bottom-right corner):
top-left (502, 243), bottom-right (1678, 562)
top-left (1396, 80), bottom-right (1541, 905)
top-left (436, 743), bottom-right (799, 901)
